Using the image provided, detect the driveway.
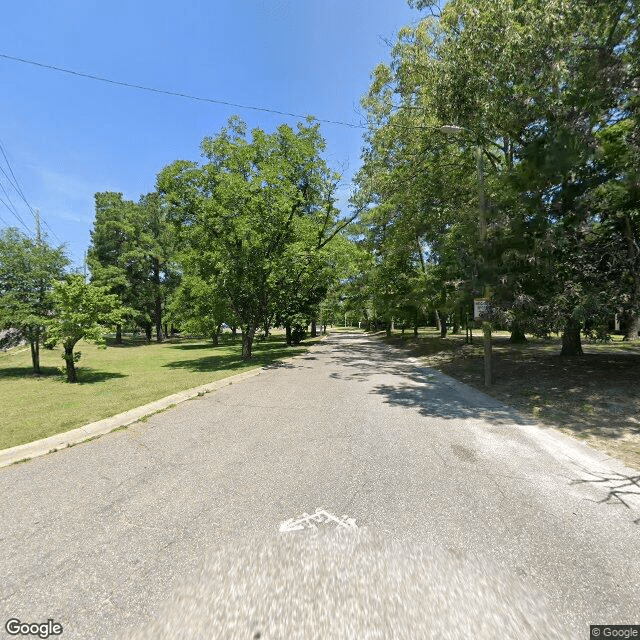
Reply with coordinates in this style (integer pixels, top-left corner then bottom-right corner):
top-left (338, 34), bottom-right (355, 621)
top-left (1, 332), bottom-right (638, 639)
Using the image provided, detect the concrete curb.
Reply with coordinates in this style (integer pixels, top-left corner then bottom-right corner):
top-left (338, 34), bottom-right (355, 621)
top-left (0, 339), bottom-right (326, 469)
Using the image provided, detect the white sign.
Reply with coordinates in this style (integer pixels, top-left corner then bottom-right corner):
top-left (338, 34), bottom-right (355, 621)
top-left (474, 298), bottom-right (490, 321)
top-left (279, 509), bottom-right (358, 533)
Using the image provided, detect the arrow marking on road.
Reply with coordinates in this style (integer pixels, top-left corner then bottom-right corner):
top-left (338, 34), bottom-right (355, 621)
top-left (279, 509), bottom-right (358, 533)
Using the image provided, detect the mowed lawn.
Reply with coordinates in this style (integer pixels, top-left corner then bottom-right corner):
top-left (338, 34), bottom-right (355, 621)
top-left (0, 334), bottom-right (318, 450)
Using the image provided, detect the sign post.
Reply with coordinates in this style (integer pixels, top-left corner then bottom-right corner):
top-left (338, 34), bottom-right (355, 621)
top-left (474, 298), bottom-right (493, 386)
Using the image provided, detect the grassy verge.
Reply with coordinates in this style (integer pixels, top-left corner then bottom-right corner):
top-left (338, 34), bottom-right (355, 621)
top-left (381, 328), bottom-right (640, 471)
top-left (0, 333), bottom-right (320, 450)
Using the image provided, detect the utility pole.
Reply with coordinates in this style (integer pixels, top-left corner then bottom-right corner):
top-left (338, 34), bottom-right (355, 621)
top-left (34, 208), bottom-right (42, 245)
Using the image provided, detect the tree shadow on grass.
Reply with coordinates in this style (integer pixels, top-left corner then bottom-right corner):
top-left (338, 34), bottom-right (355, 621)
top-left (163, 346), bottom-right (304, 374)
top-left (438, 350), bottom-right (640, 442)
top-left (0, 365), bottom-right (60, 379)
top-left (74, 369), bottom-right (128, 384)
top-left (0, 365), bottom-right (128, 384)
top-left (168, 342), bottom-right (230, 351)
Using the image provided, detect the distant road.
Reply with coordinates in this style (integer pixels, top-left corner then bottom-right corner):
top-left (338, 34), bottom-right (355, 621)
top-left (1, 333), bottom-right (638, 639)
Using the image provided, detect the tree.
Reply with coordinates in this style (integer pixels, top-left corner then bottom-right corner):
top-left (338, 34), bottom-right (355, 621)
top-left (158, 117), bottom-right (348, 359)
top-left (87, 192), bottom-right (148, 343)
top-left (167, 273), bottom-right (234, 346)
top-left (46, 275), bottom-right (123, 382)
top-left (88, 191), bottom-right (179, 343)
top-left (138, 192), bottom-right (180, 342)
top-left (355, 0), bottom-right (637, 355)
top-left (0, 227), bottom-right (68, 373)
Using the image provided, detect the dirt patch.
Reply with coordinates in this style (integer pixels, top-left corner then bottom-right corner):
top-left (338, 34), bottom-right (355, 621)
top-left (383, 332), bottom-right (640, 471)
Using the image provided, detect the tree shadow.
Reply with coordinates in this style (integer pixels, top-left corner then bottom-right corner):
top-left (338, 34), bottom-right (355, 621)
top-left (0, 365), bottom-right (60, 379)
top-left (568, 464), bottom-right (640, 524)
top-left (74, 369), bottom-right (129, 384)
top-left (164, 346), bottom-right (304, 374)
top-left (169, 343), bottom-right (225, 351)
top-left (328, 335), bottom-right (534, 426)
top-left (104, 336), bottom-right (154, 348)
top-left (0, 365), bottom-right (128, 384)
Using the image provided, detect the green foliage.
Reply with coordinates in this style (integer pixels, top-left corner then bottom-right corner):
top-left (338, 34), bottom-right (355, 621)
top-left (352, 0), bottom-right (639, 352)
top-left (46, 275), bottom-right (123, 382)
top-left (0, 227), bottom-right (68, 372)
top-left (158, 117), bottom-right (345, 358)
top-left (87, 191), bottom-right (179, 342)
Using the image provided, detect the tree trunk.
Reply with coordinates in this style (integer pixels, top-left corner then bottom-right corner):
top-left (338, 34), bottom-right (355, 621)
top-left (30, 336), bottom-right (41, 375)
top-left (311, 319), bottom-right (317, 338)
top-left (561, 317), bottom-right (583, 356)
top-left (509, 321), bottom-right (527, 344)
top-left (452, 313), bottom-right (460, 335)
top-left (212, 323), bottom-right (222, 346)
top-left (231, 326), bottom-right (237, 340)
top-left (64, 344), bottom-right (77, 383)
top-left (155, 297), bottom-right (163, 342)
top-left (414, 311), bottom-right (419, 337)
top-left (624, 312), bottom-right (640, 341)
top-left (285, 323), bottom-right (292, 346)
top-left (242, 323), bottom-right (255, 359)
top-left (437, 311), bottom-right (447, 338)
top-left (435, 311), bottom-right (442, 334)
top-left (115, 324), bottom-right (122, 344)
top-left (153, 260), bottom-right (163, 343)
top-left (145, 323), bottom-right (152, 342)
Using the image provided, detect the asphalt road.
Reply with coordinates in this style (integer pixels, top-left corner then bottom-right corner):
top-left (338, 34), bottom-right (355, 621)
top-left (1, 332), bottom-right (638, 639)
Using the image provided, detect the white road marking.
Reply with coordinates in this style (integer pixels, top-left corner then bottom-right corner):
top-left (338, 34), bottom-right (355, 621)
top-left (279, 509), bottom-right (358, 533)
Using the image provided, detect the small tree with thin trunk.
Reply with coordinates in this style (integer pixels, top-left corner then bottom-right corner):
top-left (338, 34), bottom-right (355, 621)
top-left (46, 275), bottom-right (123, 382)
top-left (0, 227), bottom-right (68, 374)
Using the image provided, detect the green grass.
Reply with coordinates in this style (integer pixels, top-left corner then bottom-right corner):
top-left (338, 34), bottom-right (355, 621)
top-left (0, 333), bottom-right (319, 450)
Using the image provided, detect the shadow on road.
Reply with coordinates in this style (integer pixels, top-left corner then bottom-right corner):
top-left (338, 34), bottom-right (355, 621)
top-left (328, 335), bottom-right (533, 426)
top-left (569, 465), bottom-right (640, 524)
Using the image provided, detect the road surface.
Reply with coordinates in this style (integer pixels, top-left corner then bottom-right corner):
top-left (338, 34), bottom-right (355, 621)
top-left (1, 332), bottom-right (638, 639)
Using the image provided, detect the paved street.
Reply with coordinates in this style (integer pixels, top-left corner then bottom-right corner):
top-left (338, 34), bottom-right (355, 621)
top-left (1, 332), bottom-right (639, 639)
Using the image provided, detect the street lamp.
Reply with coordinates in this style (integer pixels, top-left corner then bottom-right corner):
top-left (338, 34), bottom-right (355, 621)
top-left (440, 124), bottom-right (493, 385)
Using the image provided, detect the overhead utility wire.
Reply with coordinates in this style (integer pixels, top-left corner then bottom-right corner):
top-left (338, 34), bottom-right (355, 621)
top-left (0, 53), bottom-right (368, 130)
top-left (0, 139), bottom-right (83, 263)
top-left (0, 193), bottom-right (32, 235)
top-left (0, 140), bottom-right (66, 246)
top-left (1, 53), bottom-right (465, 135)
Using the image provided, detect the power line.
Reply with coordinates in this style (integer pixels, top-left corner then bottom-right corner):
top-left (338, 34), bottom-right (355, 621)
top-left (0, 52), bottom-right (369, 130)
top-left (0, 193), bottom-right (32, 235)
top-left (0, 138), bottom-right (83, 261)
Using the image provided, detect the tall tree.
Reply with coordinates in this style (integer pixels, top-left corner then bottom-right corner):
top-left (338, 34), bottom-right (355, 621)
top-left (356, 0), bottom-right (638, 354)
top-left (0, 227), bottom-right (68, 373)
top-left (158, 117), bottom-right (347, 359)
top-left (87, 192), bottom-right (147, 343)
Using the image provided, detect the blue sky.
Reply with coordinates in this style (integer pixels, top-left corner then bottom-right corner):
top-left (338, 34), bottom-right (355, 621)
top-left (0, 0), bottom-right (421, 269)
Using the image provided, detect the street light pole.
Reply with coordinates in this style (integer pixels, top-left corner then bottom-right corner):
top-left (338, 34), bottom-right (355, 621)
top-left (441, 124), bottom-right (492, 384)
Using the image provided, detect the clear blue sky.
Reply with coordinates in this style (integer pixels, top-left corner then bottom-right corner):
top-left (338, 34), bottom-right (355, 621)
top-left (0, 0), bottom-right (422, 269)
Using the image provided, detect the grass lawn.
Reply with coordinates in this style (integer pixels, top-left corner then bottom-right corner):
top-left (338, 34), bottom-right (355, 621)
top-left (0, 333), bottom-right (320, 450)
top-left (381, 328), bottom-right (640, 471)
